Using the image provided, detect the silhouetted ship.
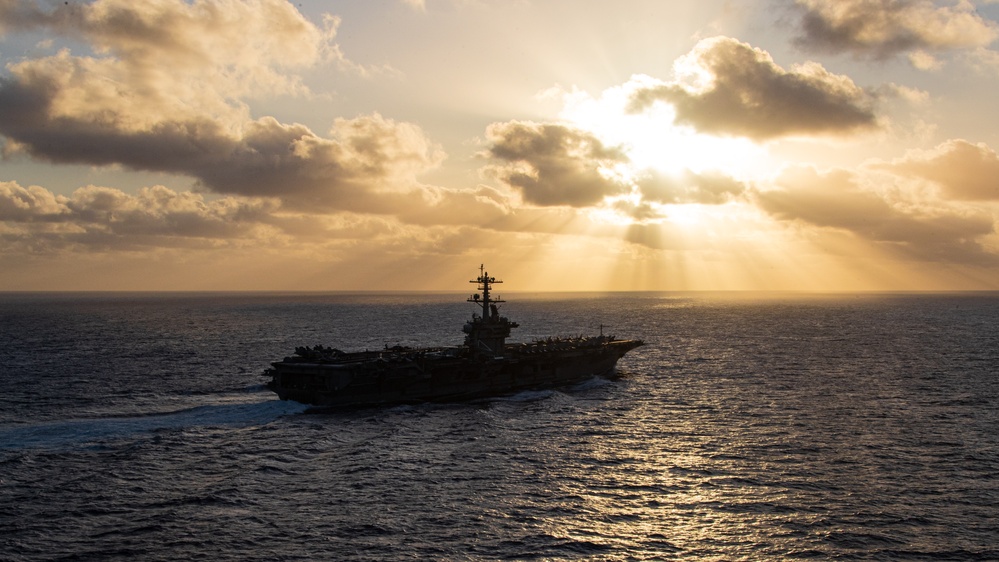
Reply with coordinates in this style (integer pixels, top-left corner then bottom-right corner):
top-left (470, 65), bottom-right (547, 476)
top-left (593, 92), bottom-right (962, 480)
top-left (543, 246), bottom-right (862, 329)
top-left (266, 266), bottom-right (644, 406)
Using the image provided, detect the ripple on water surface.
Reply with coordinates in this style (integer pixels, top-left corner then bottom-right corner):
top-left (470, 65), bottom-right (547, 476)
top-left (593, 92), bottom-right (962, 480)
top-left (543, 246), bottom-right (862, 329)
top-left (0, 292), bottom-right (997, 560)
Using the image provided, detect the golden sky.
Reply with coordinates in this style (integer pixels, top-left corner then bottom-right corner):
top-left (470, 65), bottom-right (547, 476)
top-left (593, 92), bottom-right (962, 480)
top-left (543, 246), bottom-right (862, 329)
top-left (2, 0), bottom-right (999, 291)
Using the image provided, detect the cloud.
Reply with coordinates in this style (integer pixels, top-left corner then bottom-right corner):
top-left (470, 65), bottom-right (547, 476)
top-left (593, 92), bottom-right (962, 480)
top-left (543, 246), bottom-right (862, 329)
top-left (636, 169), bottom-right (746, 204)
top-left (0, 68), bottom-right (446, 211)
top-left (0, 177), bottom-right (608, 278)
top-left (628, 36), bottom-right (878, 140)
top-left (757, 165), bottom-right (997, 264)
top-left (0, 175), bottom-right (532, 256)
top-left (0, 180), bottom-right (71, 221)
top-left (0, 0), bottom-right (50, 34)
top-left (195, 114), bottom-right (446, 209)
top-left (483, 121), bottom-right (630, 206)
top-left (0, 0), bottom-right (340, 95)
top-left (395, 185), bottom-right (513, 226)
top-left (791, 0), bottom-right (999, 67)
top-left (0, 181), bottom-right (280, 252)
top-left (1, 0), bottom-right (656, 232)
top-left (870, 139), bottom-right (999, 201)
top-left (0, 0), bottom-right (446, 214)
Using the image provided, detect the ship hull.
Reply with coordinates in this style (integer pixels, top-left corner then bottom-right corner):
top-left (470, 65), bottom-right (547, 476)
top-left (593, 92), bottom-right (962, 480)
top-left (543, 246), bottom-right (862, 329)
top-left (268, 340), bottom-right (643, 407)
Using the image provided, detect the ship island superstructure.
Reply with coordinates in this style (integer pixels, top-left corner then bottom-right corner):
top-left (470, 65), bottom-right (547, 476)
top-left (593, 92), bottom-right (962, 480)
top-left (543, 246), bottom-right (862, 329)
top-left (267, 265), bottom-right (644, 406)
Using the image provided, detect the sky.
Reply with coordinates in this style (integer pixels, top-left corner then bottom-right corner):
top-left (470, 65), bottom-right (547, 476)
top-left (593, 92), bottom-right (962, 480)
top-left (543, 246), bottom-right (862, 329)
top-left (2, 0), bottom-right (999, 292)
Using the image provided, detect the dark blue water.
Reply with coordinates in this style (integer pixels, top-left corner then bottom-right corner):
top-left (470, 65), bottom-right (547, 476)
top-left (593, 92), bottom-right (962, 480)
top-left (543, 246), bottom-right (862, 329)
top-left (1, 292), bottom-right (997, 560)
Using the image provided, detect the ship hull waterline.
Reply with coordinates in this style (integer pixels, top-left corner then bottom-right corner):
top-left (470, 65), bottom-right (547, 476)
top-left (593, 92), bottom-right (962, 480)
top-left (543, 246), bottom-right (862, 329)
top-left (268, 340), bottom-right (643, 407)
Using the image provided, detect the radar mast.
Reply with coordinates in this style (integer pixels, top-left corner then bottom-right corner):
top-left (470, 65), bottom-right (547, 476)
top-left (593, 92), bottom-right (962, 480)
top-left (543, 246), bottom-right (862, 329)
top-left (468, 263), bottom-right (504, 320)
top-left (463, 264), bottom-right (518, 356)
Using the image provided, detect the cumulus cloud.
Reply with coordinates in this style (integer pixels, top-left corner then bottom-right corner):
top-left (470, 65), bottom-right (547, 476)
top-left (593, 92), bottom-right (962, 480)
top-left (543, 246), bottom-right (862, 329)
top-left (196, 114), bottom-right (445, 208)
top-left (0, 181), bottom-right (280, 252)
top-left (628, 36), bottom-right (878, 140)
top-left (0, 0), bottom-right (340, 100)
top-left (757, 165), bottom-right (997, 264)
top-left (791, 0), bottom-right (999, 67)
top-left (0, 180), bottom-right (71, 221)
top-left (0, 1), bottom-right (449, 213)
top-left (0, 76), bottom-right (445, 211)
top-left (0, 175), bottom-right (532, 257)
top-left (483, 121), bottom-right (630, 207)
top-left (870, 139), bottom-right (999, 200)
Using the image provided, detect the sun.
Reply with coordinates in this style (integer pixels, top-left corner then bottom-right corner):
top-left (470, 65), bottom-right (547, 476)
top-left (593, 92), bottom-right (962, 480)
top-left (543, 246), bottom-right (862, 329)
top-left (557, 82), bottom-right (767, 178)
top-left (555, 82), bottom-right (770, 228)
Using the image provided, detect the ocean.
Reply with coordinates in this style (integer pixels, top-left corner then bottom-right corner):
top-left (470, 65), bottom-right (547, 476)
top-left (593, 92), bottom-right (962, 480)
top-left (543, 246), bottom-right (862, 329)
top-left (1, 291), bottom-right (997, 560)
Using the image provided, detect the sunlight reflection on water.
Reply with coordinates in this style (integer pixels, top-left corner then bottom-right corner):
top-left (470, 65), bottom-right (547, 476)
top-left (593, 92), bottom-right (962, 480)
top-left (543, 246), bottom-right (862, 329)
top-left (0, 292), bottom-right (997, 559)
